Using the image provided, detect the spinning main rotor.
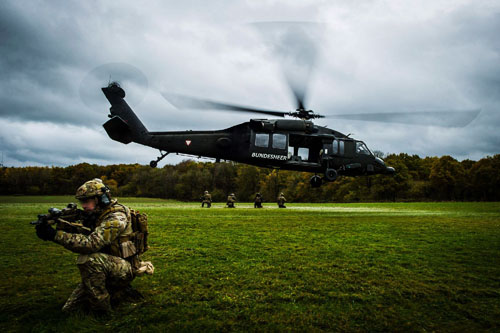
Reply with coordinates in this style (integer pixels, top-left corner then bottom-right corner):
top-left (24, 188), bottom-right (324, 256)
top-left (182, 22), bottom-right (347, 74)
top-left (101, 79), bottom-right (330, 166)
top-left (162, 22), bottom-right (479, 127)
top-left (82, 23), bottom-right (479, 128)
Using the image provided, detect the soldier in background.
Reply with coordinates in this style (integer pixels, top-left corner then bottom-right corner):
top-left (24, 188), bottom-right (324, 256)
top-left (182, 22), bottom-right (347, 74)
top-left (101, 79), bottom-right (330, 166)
top-left (254, 193), bottom-right (263, 208)
top-left (226, 193), bottom-right (236, 208)
top-left (201, 190), bottom-right (212, 208)
top-left (277, 192), bottom-right (287, 208)
top-left (35, 178), bottom-right (154, 314)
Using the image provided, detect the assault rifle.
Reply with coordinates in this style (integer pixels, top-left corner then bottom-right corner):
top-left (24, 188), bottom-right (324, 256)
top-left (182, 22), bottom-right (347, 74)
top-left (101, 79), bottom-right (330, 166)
top-left (31, 203), bottom-right (91, 234)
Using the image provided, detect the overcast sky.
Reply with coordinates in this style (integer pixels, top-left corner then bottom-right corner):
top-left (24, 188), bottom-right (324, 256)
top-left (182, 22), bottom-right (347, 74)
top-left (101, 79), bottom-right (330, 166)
top-left (1, 0), bottom-right (499, 167)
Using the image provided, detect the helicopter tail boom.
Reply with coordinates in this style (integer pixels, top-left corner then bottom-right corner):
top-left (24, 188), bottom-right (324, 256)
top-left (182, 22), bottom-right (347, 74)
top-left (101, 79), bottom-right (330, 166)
top-left (101, 83), bottom-right (151, 145)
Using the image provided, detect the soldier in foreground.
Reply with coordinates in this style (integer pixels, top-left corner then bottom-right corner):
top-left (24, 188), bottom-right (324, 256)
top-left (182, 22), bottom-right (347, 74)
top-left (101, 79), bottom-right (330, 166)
top-left (201, 190), bottom-right (212, 208)
top-left (226, 193), bottom-right (236, 208)
top-left (277, 192), bottom-right (287, 208)
top-left (35, 179), bottom-right (154, 314)
top-left (254, 193), bottom-right (263, 208)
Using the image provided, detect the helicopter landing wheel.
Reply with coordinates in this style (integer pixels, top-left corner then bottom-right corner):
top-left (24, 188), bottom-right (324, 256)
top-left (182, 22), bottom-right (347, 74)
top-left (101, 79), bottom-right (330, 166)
top-left (324, 168), bottom-right (338, 182)
top-left (150, 150), bottom-right (169, 168)
top-left (310, 175), bottom-right (322, 188)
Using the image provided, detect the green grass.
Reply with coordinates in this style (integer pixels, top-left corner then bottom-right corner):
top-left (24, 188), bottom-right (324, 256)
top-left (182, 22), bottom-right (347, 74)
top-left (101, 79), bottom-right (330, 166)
top-left (0, 197), bottom-right (499, 332)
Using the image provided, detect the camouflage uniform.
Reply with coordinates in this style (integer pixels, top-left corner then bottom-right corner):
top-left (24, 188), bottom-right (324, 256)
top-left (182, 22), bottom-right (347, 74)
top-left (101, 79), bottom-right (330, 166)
top-left (277, 193), bottom-right (287, 208)
top-left (226, 193), bottom-right (236, 208)
top-left (254, 193), bottom-right (263, 208)
top-left (55, 199), bottom-right (135, 312)
top-left (50, 179), bottom-right (152, 313)
top-left (61, 253), bottom-right (134, 312)
top-left (201, 191), bottom-right (212, 208)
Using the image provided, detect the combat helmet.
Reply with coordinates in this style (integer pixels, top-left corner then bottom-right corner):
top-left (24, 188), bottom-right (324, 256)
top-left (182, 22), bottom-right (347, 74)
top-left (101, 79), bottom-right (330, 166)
top-left (75, 178), bottom-right (110, 203)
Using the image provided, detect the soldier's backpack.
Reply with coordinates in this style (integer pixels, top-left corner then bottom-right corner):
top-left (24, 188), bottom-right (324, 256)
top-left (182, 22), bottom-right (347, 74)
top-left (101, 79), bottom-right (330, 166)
top-left (130, 209), bottom-right (149, 255)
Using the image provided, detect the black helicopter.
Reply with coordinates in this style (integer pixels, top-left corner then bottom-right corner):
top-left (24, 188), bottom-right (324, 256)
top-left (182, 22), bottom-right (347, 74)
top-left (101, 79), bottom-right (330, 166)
top-left (102, 81), bottom-right (398, 188)
top-left (99, 22), bottom-right (479, 188)
top-left (101, 81), bottom-right (479, 188)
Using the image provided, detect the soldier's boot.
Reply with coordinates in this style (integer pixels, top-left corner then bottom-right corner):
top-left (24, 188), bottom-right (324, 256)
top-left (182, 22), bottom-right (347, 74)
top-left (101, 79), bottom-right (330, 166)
top-left (110, 284), bottom-right (144, 306)
top-left (62, 283), bottom-right (88, 313)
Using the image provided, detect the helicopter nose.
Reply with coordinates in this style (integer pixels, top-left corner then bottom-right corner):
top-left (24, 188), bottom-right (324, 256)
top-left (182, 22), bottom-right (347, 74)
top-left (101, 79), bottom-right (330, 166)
top-left (385, 166), bottom-right (395, 175)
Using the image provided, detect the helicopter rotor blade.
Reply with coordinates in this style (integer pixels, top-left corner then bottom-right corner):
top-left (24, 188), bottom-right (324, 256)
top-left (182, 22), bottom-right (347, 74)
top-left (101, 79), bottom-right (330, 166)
top-left (252, 22), bottom-right (323, 111)
top-left (324, 109), bottom-right (481, 127)
top-left (162, 92), bottom-right (289, 118)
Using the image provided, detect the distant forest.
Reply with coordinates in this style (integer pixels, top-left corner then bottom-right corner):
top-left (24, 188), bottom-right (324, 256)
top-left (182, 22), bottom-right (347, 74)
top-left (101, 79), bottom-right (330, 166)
top-left (1, 153), bottom-right (499, 202)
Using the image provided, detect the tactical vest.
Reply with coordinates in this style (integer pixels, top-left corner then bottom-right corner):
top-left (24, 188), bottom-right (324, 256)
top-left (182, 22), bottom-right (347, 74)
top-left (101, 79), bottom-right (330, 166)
top-left (98, 201), bottom-right (149, 265)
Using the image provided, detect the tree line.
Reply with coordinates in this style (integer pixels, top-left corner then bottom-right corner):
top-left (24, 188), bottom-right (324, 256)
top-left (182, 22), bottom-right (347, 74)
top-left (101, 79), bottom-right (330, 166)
top-left (1, 153), bottom-right (499, 202)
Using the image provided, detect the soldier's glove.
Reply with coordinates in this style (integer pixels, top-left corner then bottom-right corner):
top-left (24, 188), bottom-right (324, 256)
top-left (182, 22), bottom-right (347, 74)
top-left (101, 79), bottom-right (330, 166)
top-left (36, 223), bottom-right (56, 241)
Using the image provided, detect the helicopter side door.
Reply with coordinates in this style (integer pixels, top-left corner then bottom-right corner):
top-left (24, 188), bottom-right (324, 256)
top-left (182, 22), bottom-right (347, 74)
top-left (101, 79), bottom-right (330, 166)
top-left (285, 134), bottom-right (323, 169)
top-left (328, 138), bottom-right (364, 175)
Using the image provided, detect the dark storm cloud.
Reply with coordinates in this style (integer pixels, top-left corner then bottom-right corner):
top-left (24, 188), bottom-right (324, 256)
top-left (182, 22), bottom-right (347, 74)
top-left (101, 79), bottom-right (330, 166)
top-left (0, 2), bottom-right (80, 71)
top-left (0, 1), bottom-right (98, 125)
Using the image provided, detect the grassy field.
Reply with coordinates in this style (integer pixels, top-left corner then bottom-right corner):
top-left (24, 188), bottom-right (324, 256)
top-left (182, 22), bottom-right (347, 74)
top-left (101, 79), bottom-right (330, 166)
top-left (0, 196), bottom-right (499, 332)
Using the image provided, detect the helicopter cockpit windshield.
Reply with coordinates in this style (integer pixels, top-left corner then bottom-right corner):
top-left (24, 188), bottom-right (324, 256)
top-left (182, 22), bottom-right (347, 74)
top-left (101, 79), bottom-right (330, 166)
top-left (355, 141), bottom-right (372, 156)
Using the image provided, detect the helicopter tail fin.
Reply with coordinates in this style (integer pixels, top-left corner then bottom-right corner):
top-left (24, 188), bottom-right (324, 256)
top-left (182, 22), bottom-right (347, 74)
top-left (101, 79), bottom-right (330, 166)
top-left (101, 83), bottom-right (151, 145)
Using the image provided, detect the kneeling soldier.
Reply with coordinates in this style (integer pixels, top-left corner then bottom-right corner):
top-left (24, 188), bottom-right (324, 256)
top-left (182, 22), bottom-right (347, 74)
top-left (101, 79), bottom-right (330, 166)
top-left (201, 190), bottom-right (212, 208)
top-left (254, 193), bottom-right (263, 208)
top-left (277, 192), bottom-right (287, 208)
top-left (226, 193), bottom-right (236, 208)
top-left (35, 178), bottom-right (154, 314)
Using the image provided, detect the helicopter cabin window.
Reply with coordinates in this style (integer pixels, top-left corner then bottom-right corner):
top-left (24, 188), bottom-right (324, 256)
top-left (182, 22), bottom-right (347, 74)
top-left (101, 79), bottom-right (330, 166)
top-left (339, 140), bottom-right (344, 155)
top-left (272, 133), bottom-right (287, 150)
top-left (356, 142), bottom-right (371, 155)
top-left (255, 133), bottom-right (269, 148)
top-left (332, 139), bottom-right (339, 155)
top-left (298, 147), bottom-right (309, 161)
